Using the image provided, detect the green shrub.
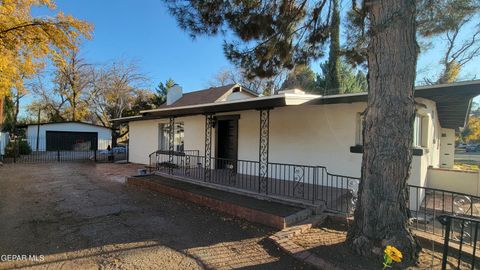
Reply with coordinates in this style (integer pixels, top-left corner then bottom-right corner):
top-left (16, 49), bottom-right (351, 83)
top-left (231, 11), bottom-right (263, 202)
top-left (18, 140), bottom-right (32, 155)
top-left (4, 140), bottom-right (32, 157)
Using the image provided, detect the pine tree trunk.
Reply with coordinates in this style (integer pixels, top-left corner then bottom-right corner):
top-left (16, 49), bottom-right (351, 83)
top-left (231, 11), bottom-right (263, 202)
top-left (347, 0), bottom-right (421, 266)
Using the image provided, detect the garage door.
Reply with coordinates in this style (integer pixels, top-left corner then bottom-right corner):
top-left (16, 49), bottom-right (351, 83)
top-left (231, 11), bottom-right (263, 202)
top-left (46, 131), bottom-right (98, 151)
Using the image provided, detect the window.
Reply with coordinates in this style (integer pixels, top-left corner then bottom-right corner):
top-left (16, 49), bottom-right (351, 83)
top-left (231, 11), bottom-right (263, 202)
top-left (354, 113), bottom-right (429, 148)
top-left (158, 122), bottom-right (184, 151)
top-left (413, 114), bottom-right (429, 148)
top-left (413, 116), bottom-right (422, 147)
top-left (158, 123), bottom-right (169, 151)
top-left (355, 113), bottom-right (364, 145)
top-left (174, 123), bottom-right (185, 152)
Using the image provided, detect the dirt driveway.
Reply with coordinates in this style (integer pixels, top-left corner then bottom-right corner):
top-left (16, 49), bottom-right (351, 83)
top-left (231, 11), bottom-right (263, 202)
top-left (0, 163), bottom-right (307, 270)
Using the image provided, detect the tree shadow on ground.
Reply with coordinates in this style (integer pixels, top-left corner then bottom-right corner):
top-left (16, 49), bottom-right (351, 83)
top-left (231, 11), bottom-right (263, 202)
top-left (0, 163), bottom-right (306, 269)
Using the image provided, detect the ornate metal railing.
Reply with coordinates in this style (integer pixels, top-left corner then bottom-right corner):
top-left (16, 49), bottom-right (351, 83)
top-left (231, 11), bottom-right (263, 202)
top-left (148, 150), bottom-right (200, 172)
top-left (148, 151), bottom-right (480, 246)
top-left (147, 151), bottom-right (480, 249)
top-left (408, 185), bottom-right (480, 243)
top-left (149, 151), bottom-right (360, 213)
top-left (438, 214), bottom-right (479, 269)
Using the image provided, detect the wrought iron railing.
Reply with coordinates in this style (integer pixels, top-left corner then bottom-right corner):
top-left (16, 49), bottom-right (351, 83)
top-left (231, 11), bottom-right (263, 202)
top-left (148, 151), bottom-right (480, 247)
top-left (437, 214), bottom-right (480, 269)
top-left (2, 136), bottom-right (122, 163)
top-left (408, 185), bottom-right (480, 241)
top-left (148, 149), bottom-right (200, 170)
top-left (149, 151), bottom-right (360, 213)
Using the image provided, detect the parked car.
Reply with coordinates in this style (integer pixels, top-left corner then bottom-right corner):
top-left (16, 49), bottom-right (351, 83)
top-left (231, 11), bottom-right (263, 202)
top-left (112, 146), bottom-right (126, 153)
top-left (91, 146), bottom-right (127, 160)
top-left (97, 146), bottom-right (126, 154)
top-left (466, 144), bottom-right (480, 152)
top-left (457, 143), bottom-right (468, 149)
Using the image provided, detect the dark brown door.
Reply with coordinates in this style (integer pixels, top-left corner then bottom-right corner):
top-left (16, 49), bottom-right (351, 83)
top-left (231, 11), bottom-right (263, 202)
top-left (216, 119), bottom-right (238, 169)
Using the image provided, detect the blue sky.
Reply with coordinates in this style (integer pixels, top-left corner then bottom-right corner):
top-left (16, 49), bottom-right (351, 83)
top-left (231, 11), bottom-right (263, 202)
top-left (31, 0), bottom-right (480, 94)
top-left (34, 0), bottom-right (234, 92)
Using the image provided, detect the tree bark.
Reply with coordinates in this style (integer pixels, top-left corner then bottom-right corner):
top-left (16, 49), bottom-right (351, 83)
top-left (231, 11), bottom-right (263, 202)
top-left (72, 88), bottom-right (77, 122)
top-left (12, 93), bottom-right (20, 135)
top-left (347, 0), bottom-right (421, 266)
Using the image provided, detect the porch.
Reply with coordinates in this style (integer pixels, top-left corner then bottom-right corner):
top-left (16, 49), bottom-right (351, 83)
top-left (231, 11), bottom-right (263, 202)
top-left (147, 151), bottom-right (480, 245)
top-left (127, 174), bottom-right (312, 229)
top-left (149, 151), bottom-right (359, 214)
top-left (120, 83), bottom-right (480, 256)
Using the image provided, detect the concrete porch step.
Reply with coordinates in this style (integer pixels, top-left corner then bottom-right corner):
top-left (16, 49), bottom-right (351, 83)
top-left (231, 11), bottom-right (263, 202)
top-left (127, 174), bottom-right (319, 229)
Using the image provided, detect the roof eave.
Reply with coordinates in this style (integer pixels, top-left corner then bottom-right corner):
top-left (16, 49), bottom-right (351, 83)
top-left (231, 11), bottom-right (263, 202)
top-left (112, 94), bottom-right (320, 123)
top-left (22, 121), bottom-right (114, 130)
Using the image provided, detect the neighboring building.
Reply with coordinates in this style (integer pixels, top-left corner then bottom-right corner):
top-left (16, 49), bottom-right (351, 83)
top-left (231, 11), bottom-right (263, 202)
top-left (0, 132), bottom-right (8, 157)
top-left (113, 81), bottom-right (480, 210)
top-left (22, 122), bottom-right (112, 151)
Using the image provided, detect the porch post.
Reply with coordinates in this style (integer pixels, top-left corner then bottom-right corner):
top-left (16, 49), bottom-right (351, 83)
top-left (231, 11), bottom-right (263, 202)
top-left (168, 116), bottom-right (175, 174)
top-left (259, 109), bottom-right (270, 194)
top-left (204, 114), bottom-right (213, 182)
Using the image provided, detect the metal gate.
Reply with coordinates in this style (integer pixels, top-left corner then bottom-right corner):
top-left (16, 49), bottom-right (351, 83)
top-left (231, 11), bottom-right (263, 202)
top-left (0, 135), bottom-right (127, 164)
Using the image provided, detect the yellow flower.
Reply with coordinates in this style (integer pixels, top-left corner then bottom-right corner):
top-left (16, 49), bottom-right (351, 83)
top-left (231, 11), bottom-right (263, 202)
top-left (384, 245), bottom-right (403, 263)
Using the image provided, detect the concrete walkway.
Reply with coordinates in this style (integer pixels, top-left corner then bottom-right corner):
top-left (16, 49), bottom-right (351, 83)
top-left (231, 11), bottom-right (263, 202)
top-left (0, 163), bottom-right (307, 270)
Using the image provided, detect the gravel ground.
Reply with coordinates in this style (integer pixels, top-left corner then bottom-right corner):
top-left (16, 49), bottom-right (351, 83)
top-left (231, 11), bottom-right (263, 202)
top-left (0, 162), bottom-right (307, 270)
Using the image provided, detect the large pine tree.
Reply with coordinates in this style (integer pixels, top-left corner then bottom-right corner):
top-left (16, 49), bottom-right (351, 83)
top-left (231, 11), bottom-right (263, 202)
top-left (325, 0), bottom-right (341, 94)
top-left (346, 1), bottom-right (420, 261)
top-left (164, 0), bottom-right (421, 264)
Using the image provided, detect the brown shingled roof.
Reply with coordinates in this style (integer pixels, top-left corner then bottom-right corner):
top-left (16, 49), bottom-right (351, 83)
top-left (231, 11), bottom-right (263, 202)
top-left (159, 84), bottom-right (256, 108)
top-left (160, 84), bottom-right (234, 108)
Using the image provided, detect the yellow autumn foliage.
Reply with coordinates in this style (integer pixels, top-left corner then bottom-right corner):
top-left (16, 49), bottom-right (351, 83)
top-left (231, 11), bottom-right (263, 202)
top-left (464, 116), bottom-right (480, 143)
top-left (439, 61), bottom-right (461, 84)
top-left (0, 0), bottom-right (93, 98)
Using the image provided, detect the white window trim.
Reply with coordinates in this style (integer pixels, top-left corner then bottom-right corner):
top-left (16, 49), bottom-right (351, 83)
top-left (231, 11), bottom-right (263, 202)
top-left (413, 113), bottom-right (429, 148)
top-left (355, 113), bottom-right (364, 146)
top-left (354, 112), bottom-right (430, 149)
top-left (158, 122), bottom-right (185, 151)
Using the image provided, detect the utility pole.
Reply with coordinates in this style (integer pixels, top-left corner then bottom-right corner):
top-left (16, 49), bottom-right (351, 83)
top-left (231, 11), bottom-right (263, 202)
top-left (36, 108), bottom-right (41, 151)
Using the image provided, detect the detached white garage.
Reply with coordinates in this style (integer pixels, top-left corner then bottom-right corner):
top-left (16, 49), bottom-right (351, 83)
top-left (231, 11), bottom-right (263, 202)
top-left (24, 122), bottom-right (112, 151)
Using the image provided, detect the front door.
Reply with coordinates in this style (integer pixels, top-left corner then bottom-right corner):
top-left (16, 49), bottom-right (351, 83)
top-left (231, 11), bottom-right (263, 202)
top-left (216, 118), bottom-right (238, 169)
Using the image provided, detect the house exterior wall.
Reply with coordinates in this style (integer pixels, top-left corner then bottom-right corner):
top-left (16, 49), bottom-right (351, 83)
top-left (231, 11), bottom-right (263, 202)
top-left (439, 128), bottom-right (455, 168)
top-left (407, 98), bottom-right (442, 187)
top-left (129, 115), bottom-right (207, 165)
top-left (405, 98), bottom-right (442, 210)
top-left (269, 103), bottom-right (364, 177)
top-left (409, 155), bottom-right (429, 211)
top-left (427, 168), bottom-right (480, 196)
top-left (26, 123), bottom-right (112, 151)
top-left (183, 115), bottom-right (206, 154)
top-left (416, 98), bottom-right (442, 169)
top-left (128, 97), bottom-right (442, 186)
top-left (129, 119), bottom-right (162, 164)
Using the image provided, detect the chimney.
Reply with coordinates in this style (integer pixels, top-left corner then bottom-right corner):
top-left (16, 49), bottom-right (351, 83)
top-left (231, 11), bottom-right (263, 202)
top-left (167, 84), bottom-right (183, 105)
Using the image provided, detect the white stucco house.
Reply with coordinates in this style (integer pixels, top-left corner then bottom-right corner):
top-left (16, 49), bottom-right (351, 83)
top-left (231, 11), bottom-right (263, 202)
top-left (113, 81), bottom-right (480, 212)
top-left (22, 121), bottom-right (112, 151)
